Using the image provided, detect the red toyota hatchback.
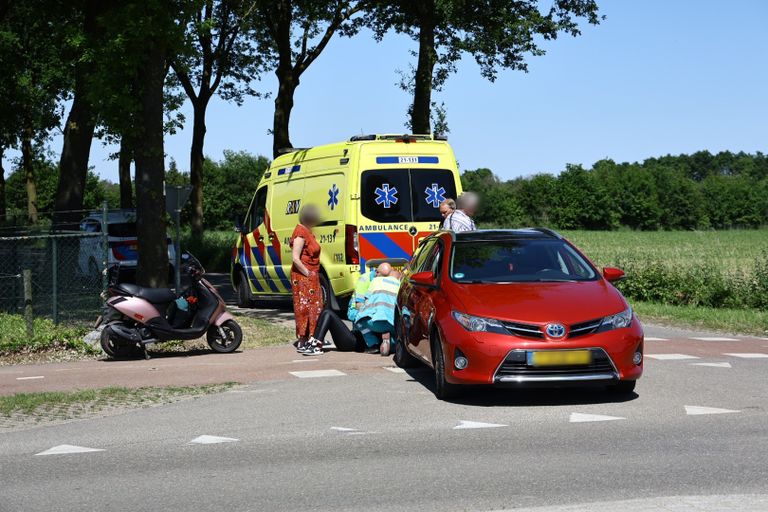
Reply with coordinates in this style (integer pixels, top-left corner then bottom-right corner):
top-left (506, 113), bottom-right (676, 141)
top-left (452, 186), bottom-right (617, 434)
top-left (395, 229), bottom-right (643, 400)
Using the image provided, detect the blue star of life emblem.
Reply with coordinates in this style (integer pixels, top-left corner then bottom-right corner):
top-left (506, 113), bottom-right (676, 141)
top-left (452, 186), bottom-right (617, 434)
top-left (374, 183), bottom-right (399, 208)
top-left (424, 183), bottom-right (446, 208)
top-left (327, 184), bottom-right (339, 210)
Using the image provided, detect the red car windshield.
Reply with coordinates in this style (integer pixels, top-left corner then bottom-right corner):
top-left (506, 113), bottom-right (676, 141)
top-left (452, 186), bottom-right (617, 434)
top-left (450, 239), bottom-right (597, 283)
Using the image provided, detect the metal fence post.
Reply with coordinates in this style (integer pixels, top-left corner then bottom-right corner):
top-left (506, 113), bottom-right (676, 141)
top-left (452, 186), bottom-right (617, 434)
top-left (102, 201), bottom-right (109, 292)
top-left (23, 269), bottom-right (33, 338)
top-left (51, 236), bottom-right (58, 324)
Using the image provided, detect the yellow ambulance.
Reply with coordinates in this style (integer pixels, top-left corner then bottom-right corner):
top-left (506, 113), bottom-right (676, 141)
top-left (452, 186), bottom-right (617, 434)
top-left (231, 134), bottom-right (462, 309)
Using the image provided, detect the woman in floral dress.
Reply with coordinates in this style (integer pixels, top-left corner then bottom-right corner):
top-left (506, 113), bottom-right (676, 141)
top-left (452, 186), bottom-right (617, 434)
top-left (290, 204), bottom-right (324, 355)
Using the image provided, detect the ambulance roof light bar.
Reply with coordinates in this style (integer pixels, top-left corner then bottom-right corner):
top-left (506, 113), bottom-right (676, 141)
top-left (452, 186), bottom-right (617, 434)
top-left (349, 134), bottom-right (448, 142)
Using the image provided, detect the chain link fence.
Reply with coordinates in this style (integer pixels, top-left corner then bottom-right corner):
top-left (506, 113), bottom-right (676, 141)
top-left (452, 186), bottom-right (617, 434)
top-left (0, 205), bottom-right (110, 328)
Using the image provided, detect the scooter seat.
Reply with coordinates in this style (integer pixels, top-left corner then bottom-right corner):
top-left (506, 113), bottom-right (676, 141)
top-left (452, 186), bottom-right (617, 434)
top-left (116, 283), bottom-right (176, 304)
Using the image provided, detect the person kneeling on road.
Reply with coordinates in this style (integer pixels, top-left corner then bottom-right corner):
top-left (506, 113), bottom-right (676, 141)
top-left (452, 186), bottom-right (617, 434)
top-left (354, 264), bottom-right (401, 356)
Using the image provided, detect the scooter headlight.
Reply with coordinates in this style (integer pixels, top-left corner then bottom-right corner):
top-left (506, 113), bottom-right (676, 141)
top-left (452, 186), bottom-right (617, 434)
top-left (452, 311), bottom-right (507, 334)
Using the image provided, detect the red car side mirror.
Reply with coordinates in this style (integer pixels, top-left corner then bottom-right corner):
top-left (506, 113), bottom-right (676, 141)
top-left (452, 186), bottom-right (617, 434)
top-left (410, 271), bottom-right (435, 286)
top-left (603, 267), bottom-right (625, 283)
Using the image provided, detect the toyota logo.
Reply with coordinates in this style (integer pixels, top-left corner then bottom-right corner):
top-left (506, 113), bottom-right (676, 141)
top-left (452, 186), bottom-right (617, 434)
top-left (546, 323), bottom-right (566, 338)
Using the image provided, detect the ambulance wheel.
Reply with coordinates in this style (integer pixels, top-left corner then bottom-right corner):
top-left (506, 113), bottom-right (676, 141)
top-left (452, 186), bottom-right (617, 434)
top-left (236, 269), bottom-right (253, 308)
top-left (319, 273), bottom-right (332, 310)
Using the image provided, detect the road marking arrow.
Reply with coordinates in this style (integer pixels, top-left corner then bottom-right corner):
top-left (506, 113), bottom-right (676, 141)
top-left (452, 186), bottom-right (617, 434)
top-left (189, 435), bottom-right (239, 445)
top-left (685, 405), bottom-right (740, 416)
top-left (569, 413), bottom-right (625, 423)
top-left (453, 420), bottom-right (507, 430)
top-left (35, 444), bottom-right (104, 456)
top-left (724, 353), bottom-right (768, 358)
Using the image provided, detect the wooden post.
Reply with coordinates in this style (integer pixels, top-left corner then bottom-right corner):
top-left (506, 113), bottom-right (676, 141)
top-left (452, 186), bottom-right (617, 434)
top-left (23, 269), bottom-right (33, 338)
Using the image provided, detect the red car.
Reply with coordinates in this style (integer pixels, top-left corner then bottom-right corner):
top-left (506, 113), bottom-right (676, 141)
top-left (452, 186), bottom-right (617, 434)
top-left (395, 229), bottom-right (643, 400)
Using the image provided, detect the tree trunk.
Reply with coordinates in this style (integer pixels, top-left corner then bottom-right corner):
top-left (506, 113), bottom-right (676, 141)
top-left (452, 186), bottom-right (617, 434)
top-left (411, 2), bottom-right (437, 134)
top-left (133, 42), bottom-right (168, 287)
top-left (118, 138), bottom-right (133, 209)
top-left (54, 0), bottom-right (99, 228)
top-left (0, 146), bottom-right (6, 220)
top-left (272, 67), bottom-right (297, 158)
top-left (54, 82), bottom-right (95, 226)
top-left (21, 130), bottom-right (37, 225)
top-left (189, 99), bottom-right (208, 239)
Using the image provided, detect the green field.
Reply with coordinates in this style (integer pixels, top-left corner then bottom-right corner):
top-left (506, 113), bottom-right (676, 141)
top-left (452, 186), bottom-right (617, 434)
top-left (563, 229), bottom-right (768, 274)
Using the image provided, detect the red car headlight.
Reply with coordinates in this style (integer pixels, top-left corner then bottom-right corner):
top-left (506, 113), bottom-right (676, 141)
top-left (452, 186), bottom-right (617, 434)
top-left (596, 307), bottom-right (633, 332)
top-left (452, 311), bottom-right (508, 334)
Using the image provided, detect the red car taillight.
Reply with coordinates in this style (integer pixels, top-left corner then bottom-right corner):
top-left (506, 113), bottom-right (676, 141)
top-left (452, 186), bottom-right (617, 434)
top-left (345, 224), bottom-right (359, 265)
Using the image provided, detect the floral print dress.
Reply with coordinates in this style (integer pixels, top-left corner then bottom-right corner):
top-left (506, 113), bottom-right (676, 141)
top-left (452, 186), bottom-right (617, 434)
top-left (290, 224), bottom-right (323, 339)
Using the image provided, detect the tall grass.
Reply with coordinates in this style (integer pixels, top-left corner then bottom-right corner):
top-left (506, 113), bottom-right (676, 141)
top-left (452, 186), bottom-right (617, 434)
top-left (563, 230), bottom-right (768, 310)
top-left (181, 230), bottom-right (238, 273)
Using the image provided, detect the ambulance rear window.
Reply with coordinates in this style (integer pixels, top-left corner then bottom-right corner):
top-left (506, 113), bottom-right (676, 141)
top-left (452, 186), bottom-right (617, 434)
top-left (361, 169), bottom-right (457, 223)
top-left (361, 170), bottom-right (412, 222)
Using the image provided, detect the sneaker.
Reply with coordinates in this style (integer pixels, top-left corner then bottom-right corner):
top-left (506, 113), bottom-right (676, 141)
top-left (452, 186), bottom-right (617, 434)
top-left (303, 340), bottom-right (324, 356)
top-left (296, 340), bottom-right (310, 353)
top-left (379, 336), bottom-right (391, 357)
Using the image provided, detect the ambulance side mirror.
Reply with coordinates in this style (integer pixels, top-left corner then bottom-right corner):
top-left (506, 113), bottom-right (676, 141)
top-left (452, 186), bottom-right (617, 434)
top-left (234, 215), bottom-right (243, 233)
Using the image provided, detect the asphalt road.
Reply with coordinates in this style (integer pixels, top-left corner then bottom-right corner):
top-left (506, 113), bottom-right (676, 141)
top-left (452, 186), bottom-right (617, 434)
top-left (1, 325), bottom-right (768, 511)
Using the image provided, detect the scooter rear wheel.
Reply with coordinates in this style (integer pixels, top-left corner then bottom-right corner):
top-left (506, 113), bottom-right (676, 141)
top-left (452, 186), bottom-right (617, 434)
top-left (207, 320), bottom-right (243, 353)
top-left (100, 325), bottom-right (139, 359)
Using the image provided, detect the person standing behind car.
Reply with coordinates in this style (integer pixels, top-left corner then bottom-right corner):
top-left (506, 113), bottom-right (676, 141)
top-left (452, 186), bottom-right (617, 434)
top-left (439, 198), bottom-right (456, 229)
top-left (290, 204), bottom-right (324, 356)
top-left (444, 192), bottom-right (478, 232)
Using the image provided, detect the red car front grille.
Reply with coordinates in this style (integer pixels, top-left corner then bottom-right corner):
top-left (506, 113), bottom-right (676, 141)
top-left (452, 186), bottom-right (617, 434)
top-left (495, 348), bottom-right (616, 379)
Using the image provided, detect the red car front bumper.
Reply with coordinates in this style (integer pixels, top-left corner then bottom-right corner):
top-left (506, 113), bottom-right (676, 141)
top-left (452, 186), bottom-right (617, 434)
top-left (439, 315), bottom-right (644, 386)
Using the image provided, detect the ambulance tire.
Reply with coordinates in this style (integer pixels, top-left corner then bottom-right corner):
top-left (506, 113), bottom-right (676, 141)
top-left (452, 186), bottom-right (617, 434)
top-left (236, 269), bottom-right (253, 308)
top-left (319, 273), bottom-right (333, 311)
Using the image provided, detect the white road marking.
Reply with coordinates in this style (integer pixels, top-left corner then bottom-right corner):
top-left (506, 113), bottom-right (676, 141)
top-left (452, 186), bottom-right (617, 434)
top-left (644, 337), bottom-right (669, 341)
top-left (691, 362), bottom-right (732, 368)
top-left (383, 367), bottom-right (406, 373)
top-left (189, 435), bottom-right (239, 445)
top-left (16, 375), bottom-right (44, 380)
top-left (289, 369), bottom-right (347, 378)
top-left (692, 337), bottom-right (739, 341)
top-left (685, 405), bottom-right (740, 416)
top-left (291, 359), bottom-right (319, 363)
top-left (645, 353), bottom-right (699, 360)
top-left (724, 353), bottom-right (768, 359)
top-left (330, 427), bottom-right (357, 432)
top-left (569, 413), bottom-right (625, 423)
top-left (453, 420), bottom-right (507, 430)
top-left (35, 444), bottom-right (104, 456)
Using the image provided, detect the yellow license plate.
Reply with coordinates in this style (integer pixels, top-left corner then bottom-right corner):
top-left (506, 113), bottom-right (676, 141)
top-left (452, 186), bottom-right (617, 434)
top-left (530, 350), bottom-right (591, 367)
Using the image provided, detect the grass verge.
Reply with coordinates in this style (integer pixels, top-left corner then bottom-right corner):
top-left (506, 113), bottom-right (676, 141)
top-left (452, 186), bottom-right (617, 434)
top-left (633, 300), bottom-right (768, 336)
top-left (0, 383), bottom-right (235, 430)
top-left (0, 313), bottom-right (95, 357)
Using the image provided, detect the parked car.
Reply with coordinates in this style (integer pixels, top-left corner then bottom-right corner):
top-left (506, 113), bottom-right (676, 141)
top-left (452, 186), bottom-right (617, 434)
top-left (79, 210), bottom-right (175, 280)
top-left (395, 229), bottom-right (643, 400)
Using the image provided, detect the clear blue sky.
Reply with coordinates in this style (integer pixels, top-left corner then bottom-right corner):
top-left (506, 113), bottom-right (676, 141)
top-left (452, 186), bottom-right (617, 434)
top-left (5, 0), bottom-right (768, 182)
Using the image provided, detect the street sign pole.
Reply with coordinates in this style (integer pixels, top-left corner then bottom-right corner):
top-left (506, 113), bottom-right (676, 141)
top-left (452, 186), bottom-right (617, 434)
top-left (165, 184), bottom-right (193, 292)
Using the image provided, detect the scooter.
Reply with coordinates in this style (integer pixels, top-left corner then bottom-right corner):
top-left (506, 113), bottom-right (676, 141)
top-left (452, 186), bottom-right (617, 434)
top-left (96, 253), bottom-right (242, 359)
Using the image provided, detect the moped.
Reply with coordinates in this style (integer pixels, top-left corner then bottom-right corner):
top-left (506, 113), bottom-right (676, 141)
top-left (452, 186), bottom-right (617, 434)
top-left (97, 253), bottom-right (242, 359)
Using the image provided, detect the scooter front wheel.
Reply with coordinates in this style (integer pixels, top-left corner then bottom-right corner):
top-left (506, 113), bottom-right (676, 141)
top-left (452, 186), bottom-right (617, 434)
top-left (100, 325), bottom-right (139, 359)
top-left (207, 320), bottom-right (243, 353)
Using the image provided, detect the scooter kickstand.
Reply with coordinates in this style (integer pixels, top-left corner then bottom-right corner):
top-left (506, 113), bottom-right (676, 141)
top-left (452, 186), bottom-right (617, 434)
top-left (142, 344), bottom-right (150, 360)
